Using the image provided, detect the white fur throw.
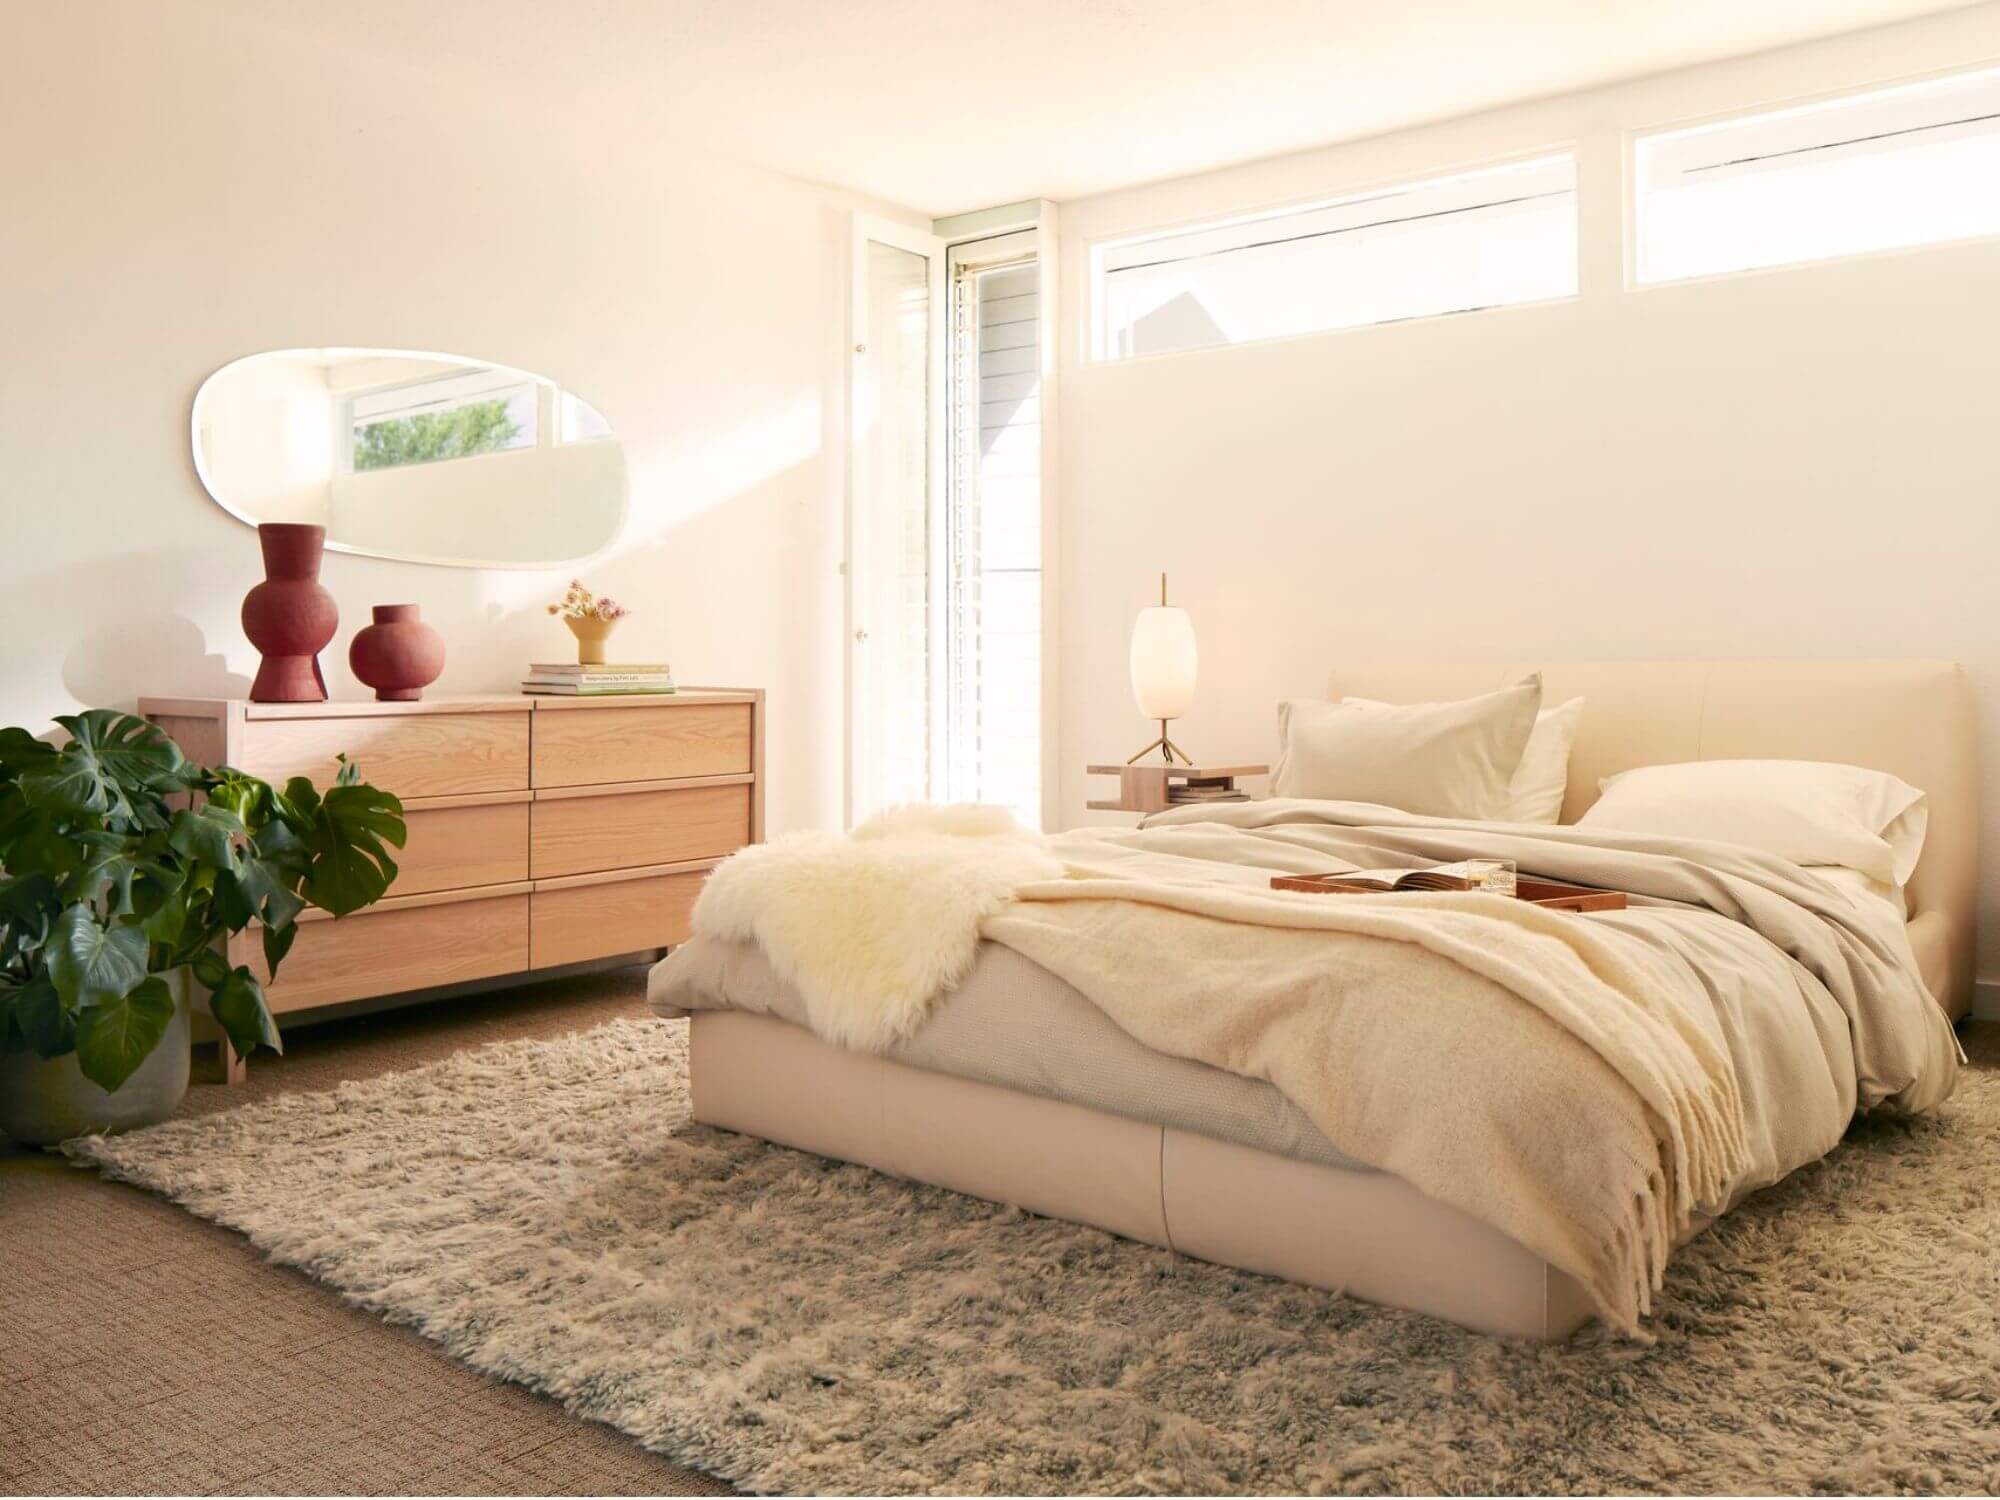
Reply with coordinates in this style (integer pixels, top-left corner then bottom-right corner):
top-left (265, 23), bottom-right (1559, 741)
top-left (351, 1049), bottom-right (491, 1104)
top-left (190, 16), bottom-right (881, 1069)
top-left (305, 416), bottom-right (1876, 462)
top-left (690, 804), bottom-right (1062, 1051)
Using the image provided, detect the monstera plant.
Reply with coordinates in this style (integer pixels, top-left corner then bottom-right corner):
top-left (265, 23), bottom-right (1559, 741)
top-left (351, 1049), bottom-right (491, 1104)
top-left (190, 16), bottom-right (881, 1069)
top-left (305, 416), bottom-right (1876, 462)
top-left (0, 710), bottom-right (404, 1138)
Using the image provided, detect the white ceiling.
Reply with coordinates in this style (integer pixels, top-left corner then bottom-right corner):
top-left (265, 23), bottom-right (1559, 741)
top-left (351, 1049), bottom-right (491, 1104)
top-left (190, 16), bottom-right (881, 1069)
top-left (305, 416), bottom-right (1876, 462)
top-left (253, 0), bottom-right (1978, 215)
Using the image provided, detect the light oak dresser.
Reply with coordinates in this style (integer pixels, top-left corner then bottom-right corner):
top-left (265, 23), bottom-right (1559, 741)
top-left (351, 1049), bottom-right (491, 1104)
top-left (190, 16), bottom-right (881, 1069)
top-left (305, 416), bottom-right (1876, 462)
top-left (139, 690), bottom-right (763, 1078)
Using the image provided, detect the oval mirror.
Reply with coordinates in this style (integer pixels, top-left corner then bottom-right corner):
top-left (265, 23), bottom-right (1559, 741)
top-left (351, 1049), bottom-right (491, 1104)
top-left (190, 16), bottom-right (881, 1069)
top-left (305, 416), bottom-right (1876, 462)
top-left (192, 348), bottom-right (628, 569)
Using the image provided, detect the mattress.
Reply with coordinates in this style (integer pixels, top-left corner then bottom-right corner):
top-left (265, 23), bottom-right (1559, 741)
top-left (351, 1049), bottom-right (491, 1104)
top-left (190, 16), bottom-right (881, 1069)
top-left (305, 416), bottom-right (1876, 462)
top-left (653, 936), bottom-right (1371, 1172)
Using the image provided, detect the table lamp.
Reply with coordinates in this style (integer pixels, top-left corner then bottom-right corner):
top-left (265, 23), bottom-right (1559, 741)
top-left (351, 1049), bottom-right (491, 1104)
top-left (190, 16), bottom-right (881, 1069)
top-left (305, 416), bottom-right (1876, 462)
top-left (1127, 573), bottom-right (1197, 765)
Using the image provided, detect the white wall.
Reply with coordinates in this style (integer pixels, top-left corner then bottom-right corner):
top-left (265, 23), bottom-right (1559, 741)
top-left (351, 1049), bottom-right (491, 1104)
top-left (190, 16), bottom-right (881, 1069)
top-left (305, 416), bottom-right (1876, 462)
top-left (0, 2), bottom-right (922, 836)
top-left (1056, 4), bottom-right (2000, 1008)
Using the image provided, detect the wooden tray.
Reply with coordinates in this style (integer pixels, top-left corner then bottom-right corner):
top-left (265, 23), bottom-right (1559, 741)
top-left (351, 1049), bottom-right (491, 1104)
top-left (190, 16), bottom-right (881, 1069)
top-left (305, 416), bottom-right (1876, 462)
top-left (1270, 872), bottom-right (1628, 912)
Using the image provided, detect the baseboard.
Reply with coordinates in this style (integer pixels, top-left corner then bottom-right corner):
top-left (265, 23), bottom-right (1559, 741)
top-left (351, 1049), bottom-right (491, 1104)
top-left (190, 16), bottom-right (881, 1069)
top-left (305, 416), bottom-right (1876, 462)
top-left (1973, 979), bottom-right (2000, 1023)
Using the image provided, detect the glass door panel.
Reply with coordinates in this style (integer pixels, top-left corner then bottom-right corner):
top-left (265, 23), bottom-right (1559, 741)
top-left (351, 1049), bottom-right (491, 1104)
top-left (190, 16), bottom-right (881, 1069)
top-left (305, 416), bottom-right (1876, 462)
top-left (847, 217), bottom-right (945, 824)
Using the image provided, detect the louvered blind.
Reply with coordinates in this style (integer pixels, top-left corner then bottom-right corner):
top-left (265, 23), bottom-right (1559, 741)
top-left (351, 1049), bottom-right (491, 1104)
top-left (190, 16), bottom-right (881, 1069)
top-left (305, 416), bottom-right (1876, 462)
top-left (944, 256), bottom-right (1042, 825)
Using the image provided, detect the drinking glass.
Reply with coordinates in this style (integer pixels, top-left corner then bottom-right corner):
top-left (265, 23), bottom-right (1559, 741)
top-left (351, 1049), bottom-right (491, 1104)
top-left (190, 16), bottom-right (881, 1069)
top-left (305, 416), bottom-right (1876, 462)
top-left (1462, 858), bottom-right (1518, 897)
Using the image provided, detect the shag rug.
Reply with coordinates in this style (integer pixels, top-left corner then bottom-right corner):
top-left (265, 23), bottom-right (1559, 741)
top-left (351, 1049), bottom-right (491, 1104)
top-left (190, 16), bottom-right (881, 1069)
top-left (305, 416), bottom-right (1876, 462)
top-left (68, 1018), bottom-right (2000, 1495)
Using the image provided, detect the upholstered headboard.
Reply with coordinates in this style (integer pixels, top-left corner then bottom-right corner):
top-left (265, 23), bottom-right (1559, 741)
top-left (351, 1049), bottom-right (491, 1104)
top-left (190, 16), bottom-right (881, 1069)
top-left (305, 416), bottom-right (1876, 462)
top-left (1330, 660), bottom-right (1978, 1019)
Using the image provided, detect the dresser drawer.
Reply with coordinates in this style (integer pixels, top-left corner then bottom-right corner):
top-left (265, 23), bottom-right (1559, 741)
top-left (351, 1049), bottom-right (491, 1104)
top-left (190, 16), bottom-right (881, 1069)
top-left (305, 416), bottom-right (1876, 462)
top-left (238, 711), bottom-right (531, 797)
top-left (530, 870), bottom-right (704, 968)
top-left (531, 703), bottom-right (752, 788)
top-left (395, 797), bottom-right (531, 895)
top-left (530, 783), bottom-right (750, 879)
top-left (240, 889), bottom-right (531, 1013)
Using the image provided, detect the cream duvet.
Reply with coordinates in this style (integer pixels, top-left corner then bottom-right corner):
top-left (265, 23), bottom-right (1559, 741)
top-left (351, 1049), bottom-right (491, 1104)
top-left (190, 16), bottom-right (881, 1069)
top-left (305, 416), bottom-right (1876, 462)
top-left (651, 800), bottom-right (1960, 1335)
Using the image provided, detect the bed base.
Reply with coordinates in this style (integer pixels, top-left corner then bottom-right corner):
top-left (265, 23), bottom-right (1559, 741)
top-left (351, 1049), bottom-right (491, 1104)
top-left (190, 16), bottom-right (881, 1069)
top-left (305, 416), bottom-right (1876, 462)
top-left (690, 1010), bottom-right (1595, 1340)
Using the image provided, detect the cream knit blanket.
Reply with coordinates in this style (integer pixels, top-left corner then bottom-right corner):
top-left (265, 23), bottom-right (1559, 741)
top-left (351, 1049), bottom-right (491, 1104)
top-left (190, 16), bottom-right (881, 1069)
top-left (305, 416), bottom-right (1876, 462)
top-left (985, 879), bottom-right (1743, 1336)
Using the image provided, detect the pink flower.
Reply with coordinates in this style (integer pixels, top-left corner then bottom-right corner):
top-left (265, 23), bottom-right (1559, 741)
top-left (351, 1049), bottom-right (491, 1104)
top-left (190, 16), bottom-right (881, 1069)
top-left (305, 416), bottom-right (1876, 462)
top-left (548, 579), bottom-right (630, 621)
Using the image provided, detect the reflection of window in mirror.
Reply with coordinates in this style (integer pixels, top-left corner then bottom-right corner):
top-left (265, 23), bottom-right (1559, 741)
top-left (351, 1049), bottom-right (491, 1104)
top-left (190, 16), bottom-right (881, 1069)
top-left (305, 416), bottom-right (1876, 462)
top-left (339, 367), bottom-right (537, 474)
top-left (559, 391), bottom-right (612, 443)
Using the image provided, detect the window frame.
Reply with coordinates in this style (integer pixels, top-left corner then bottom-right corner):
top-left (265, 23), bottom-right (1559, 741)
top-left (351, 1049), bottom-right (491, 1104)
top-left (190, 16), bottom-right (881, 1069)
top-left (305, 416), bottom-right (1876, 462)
top-left (339, 366), bottom-right (540, 475)
top-left (1627, 60), bottom-right (2000, 289)
top-left (1084, 148), bottom-right (1581, 364)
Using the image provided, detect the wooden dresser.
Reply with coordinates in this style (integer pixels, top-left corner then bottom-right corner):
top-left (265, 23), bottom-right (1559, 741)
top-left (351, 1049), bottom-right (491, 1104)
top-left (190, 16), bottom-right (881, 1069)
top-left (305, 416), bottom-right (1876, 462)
top-left (140, 690), bottom-right (762, 1074)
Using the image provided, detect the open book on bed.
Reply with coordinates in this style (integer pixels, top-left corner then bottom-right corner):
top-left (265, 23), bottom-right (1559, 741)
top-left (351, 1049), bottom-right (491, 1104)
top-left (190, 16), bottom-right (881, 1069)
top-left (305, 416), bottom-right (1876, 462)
top-left (1289, 863), bottom-right (1479, 892)
top-left (1271, 865), bottom-right (1630, 911)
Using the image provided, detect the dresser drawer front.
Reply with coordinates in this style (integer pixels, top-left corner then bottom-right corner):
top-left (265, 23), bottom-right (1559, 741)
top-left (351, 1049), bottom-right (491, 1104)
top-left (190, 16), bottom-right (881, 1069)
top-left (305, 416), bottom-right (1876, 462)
top-left (530, 784), bottom-right (749, 879)
top-left (244, 892), bottom-right (531, 1013)
top-left (396, 799), bottom-right (531, 895)
top-left (239, 712), bottom-right (531, 797)
top-left (531, 704), bottom-right (752, 788)
top-left (531, 871), bottom-right (704, 968)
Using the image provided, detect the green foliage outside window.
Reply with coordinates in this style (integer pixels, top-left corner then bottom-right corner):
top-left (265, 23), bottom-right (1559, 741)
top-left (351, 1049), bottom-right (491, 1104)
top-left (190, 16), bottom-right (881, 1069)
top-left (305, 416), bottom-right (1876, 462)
top-left (352, 398), bottom-right (522, 471)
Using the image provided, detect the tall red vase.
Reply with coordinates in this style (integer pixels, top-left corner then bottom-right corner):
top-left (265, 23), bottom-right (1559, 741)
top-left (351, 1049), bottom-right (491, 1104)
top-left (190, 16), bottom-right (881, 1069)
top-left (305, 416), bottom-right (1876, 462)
top-left (348, 604), bottom-right (446, 702)
top-left (242, 523), bottom-right (338, 702)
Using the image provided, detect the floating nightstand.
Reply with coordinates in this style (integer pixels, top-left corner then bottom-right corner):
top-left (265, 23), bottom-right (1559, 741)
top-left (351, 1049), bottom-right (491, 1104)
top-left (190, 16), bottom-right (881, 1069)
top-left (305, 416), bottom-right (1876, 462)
top-left (1086, 763), bottom-right (1269, 815)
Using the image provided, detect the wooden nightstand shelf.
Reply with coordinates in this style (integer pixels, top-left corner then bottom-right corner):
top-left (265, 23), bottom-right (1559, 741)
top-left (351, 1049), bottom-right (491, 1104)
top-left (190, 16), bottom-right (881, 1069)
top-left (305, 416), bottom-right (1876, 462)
top-left (1086, 763), bottom-right (1269, 815)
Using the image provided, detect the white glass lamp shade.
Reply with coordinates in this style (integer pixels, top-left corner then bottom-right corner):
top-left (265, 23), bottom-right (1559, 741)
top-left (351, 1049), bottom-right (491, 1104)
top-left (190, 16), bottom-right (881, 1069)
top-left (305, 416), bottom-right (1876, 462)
top-left (1130, 606), bottom-right (1198, 721)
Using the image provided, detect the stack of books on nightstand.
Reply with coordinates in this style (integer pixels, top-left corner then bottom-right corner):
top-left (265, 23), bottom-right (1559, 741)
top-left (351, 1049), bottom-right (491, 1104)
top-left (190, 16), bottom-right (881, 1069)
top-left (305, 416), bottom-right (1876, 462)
top-left (521, 663), bottom-right (677, 696)
top-left (1167, 776), bottom-right (1251, 806)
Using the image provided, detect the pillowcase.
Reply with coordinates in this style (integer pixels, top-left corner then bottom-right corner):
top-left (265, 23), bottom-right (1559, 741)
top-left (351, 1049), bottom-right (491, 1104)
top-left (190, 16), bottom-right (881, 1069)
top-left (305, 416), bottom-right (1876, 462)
top-left (1812, 865), bottom-right (1909, 923)
top-left (1345, 694), bottom-right (1584, 823)
top-left (1576, 758), bottom-right (1928, 885)
top-left (1272, 676), bottom-right (1542, 819)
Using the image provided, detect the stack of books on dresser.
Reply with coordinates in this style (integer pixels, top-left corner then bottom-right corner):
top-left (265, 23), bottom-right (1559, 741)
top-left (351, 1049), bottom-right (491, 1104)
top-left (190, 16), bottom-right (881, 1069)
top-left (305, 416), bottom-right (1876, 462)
top-left (521, 663), bottom-right (677, 696)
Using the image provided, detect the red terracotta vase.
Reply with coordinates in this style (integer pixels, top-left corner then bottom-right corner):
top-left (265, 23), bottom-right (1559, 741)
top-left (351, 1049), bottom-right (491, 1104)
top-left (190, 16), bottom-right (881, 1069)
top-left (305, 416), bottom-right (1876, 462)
top-left (242, 524), bottom-right (338, 702)
top-left (348, 604), bottom-right (446, 702)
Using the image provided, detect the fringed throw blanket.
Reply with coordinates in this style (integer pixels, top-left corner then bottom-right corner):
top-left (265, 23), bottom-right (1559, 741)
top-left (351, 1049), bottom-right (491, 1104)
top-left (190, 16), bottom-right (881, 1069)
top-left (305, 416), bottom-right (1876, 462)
top-left (682, 801), bottom-right (1959, 1335)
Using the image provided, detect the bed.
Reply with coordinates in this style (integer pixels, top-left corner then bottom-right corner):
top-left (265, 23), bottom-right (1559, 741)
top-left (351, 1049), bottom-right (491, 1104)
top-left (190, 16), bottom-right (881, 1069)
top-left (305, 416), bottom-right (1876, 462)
top-left (649, 659), bottom-right (1975, 1339)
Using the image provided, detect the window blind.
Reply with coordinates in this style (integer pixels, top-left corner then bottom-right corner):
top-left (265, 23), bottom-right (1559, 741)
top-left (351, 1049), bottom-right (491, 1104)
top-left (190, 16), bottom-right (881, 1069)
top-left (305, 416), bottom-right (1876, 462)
top-left (944, 256), bottom-right (1042, 825)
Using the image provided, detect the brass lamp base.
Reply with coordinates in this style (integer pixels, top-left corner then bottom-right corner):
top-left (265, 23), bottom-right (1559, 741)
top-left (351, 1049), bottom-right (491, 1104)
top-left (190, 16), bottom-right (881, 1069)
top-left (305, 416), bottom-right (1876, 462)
top-left (1126, 720), bottom-right (1194, 766)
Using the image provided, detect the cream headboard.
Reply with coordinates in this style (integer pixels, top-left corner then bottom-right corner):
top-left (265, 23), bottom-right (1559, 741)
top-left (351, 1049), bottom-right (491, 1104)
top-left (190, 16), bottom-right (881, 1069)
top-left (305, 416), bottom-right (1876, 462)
top-left (1330, 660), bottom-right (1978, 1018)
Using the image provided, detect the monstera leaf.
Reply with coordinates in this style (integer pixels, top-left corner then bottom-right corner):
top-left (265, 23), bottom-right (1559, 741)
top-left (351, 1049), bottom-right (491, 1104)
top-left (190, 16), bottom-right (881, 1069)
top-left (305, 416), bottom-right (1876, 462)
top-left (60, 831), bottom-right (160, 917)
top-left (74, 974), bottom-right (178, 1092)
top-left (6, 973), bottom-right (74, 1058)
top-left (0, 726), bottom-right (56, 780)
top-left (0, 873), bottom-right (58, 968)
top-left (18, 711), bottom-right (188, 827)
top-left (208, 965), bottom-right (282, 1064)
top-left (301, 782), bottom-right (406, 917)
top-left (47, 903), bottom-right (148, 1012)
top-left (166, 802), bottom-right (245, 875)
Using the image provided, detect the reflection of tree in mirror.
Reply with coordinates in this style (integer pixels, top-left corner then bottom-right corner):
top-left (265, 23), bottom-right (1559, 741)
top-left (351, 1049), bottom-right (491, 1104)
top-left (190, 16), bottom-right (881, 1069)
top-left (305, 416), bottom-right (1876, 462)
top-left (352, 400), bottom-right (521, 471)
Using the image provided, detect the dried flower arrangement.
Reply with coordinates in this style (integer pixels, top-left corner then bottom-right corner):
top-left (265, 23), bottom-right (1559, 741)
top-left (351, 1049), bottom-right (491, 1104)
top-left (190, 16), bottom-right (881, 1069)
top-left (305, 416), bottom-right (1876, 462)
top-left (546, 580), bottom-right (628, 622)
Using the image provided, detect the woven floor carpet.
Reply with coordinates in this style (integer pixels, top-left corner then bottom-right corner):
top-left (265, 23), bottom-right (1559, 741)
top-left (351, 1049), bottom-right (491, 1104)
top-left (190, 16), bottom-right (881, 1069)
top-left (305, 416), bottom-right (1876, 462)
top-left (68, 1016), bottom-right (2000, 1495)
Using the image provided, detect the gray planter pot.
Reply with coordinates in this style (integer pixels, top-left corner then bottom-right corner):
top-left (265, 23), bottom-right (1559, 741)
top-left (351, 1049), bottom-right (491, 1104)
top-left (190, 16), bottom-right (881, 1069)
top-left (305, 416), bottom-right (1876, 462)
top-left (0, 969), bottom-right (192, 1147)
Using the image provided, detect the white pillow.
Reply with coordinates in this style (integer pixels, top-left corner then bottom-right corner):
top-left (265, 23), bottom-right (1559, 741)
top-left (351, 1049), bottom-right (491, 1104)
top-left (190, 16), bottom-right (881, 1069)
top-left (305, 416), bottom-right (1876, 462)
top-left (1272, 676), bottom-right (1542, 819)
top-left (1577, 759), bottom-right (1928, 885)
top-left (1346, 694), bottom-right (1583, 823)
top-left (1812, 865), bottom-right (1909, 923)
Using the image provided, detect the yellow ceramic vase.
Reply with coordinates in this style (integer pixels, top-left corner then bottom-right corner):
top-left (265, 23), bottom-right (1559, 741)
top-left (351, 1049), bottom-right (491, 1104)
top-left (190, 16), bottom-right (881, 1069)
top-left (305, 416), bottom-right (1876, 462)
top-left (565, 616), bottom-right (617, 665)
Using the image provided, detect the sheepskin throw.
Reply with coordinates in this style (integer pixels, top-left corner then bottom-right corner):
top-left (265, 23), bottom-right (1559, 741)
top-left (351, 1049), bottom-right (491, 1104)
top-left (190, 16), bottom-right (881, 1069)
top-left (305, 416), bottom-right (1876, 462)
top-left (691, 803), bottom-right (1061, 1050)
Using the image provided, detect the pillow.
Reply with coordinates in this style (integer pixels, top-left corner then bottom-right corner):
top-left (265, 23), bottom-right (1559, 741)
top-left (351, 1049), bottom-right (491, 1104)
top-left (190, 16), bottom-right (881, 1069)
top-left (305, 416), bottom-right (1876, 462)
top-left (1272, 676), bottom-right (1542, 819)
top-left (1812, 865), bottom-right (1909, 923)
top-left (1345, 694), bottom-right (1584, 823)
top-left (1576, 759), bottom-right (1928, 885)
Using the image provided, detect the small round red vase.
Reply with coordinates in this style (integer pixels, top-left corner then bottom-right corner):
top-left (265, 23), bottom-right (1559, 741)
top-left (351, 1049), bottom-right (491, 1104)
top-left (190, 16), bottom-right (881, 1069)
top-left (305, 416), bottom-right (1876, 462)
top-left (348, 604), bottom-right (446, 702)
top-left (242, 523), bottom-right (338, 702)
